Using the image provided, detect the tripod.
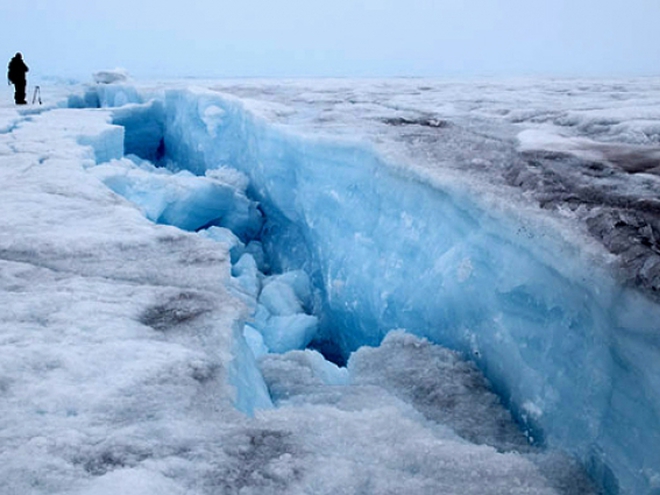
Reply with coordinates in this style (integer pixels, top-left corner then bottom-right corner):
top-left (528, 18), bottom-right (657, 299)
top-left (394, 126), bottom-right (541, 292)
top-left (32, 85), bottom-right (42, 105)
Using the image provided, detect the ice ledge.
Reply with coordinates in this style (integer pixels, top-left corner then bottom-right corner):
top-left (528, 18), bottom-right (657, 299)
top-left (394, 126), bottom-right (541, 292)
top-left (0, 104), bottom-right (270, 462)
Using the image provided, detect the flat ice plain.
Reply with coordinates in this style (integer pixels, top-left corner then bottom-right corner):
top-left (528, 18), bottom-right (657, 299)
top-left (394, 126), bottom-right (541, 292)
top-left (1, 76), bottom-right (660, 495)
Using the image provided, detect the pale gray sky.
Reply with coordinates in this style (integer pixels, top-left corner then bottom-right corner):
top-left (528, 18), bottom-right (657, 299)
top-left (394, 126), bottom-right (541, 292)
top-left (2, 0), bottom-right (659, 80)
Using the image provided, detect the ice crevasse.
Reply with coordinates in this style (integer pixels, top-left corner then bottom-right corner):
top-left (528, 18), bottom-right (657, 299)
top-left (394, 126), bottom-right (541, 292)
top-left (77, 84), bottom-right (659, 495)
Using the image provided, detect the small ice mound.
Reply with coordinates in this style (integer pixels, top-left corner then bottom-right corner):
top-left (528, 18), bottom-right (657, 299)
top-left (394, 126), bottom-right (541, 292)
top-left (347, 330), bottom-right (533, 453)
top-left (259, 331), bottom-right (526, 443)
top-left (258, 342), bottom-right (595, 494)
top-left (93, 69), bottom-right (130, 84)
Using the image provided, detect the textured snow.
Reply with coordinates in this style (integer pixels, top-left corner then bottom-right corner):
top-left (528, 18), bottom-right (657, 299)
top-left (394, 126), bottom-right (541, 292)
top-left (2, 77), bottom-right (660, 494)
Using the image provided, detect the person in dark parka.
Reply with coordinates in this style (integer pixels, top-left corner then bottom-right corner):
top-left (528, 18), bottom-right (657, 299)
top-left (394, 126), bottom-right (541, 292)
top-left (7, 53), bottom-right (29, 105)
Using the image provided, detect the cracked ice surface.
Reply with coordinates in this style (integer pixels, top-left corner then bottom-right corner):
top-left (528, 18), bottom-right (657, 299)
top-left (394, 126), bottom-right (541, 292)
top-left (0, 103), bottom-right (571, 495)
top-left (159, 80), bottom-right (660, 495)
top-left (2, 78), bottom-right (660, 495)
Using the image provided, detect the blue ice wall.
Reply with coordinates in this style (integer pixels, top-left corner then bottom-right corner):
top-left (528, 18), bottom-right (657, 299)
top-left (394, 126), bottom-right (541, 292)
top-left (155, 89), bottom-right (659, 494)
top-left (112, 100), bottom-right (165, 162)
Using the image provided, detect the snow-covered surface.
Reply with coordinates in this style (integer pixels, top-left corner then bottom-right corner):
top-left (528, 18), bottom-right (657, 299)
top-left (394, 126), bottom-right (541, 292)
top-left (2, 77), bottom-right (660, 494)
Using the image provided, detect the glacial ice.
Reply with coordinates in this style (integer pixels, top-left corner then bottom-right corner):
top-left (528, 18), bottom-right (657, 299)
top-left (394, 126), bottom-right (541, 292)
top-left (156, 85), bottom-right (660, 494)
top-left (1, 78), bottom-right (660, 495)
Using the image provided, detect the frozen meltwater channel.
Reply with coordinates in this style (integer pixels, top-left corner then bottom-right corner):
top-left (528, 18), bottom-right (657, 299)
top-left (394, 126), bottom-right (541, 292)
top-left (74, 83), bottom-right (659, 494)
top-left (78, 88), bottom-right (595, 494)
top-left (1, 80), bottom-right (657, 495)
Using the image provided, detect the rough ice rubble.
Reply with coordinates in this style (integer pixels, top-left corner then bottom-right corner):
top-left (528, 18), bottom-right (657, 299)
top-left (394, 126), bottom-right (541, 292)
top-left (0, 91), bottom-right (579, 495)
top-left (88, 150), bottom-right (320, 358)
top-left (260, 332), bottom-right (596, 494)
top-left (89, 156), bottom-right (262, 236)
top-left (76, 82), bottom-right (636, 495)
top-left (3, 77), bottom-right (660, 494)
top-left (154, 85), bottom-right (660, 494)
